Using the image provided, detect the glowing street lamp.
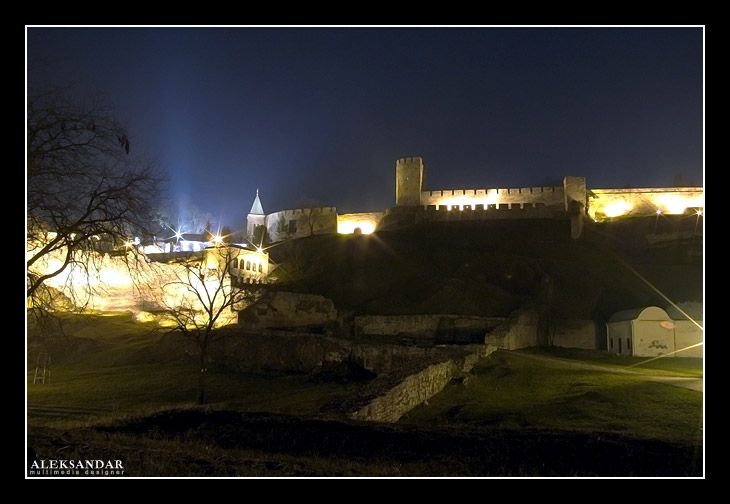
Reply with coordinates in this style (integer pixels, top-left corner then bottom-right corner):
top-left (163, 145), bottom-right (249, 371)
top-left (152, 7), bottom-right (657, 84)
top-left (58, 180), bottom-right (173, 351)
top-left (213, 234), bottom-right (223, 246)
top-left (654, 209), bottom-right (662, 233)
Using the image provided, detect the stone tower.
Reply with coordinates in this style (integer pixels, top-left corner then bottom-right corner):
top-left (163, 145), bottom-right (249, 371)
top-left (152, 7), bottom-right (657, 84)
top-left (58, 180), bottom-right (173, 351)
top-left (246, 189), bottom-right (266, 242)
top-left (563, 176), bottom-right (587, 239)
top-left (395, 156), bottom-right (424, 206)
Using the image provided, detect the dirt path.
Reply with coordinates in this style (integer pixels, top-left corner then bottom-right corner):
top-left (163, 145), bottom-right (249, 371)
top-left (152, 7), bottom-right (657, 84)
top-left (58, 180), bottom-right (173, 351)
top-left (510, 352), bottom-right (703, 392)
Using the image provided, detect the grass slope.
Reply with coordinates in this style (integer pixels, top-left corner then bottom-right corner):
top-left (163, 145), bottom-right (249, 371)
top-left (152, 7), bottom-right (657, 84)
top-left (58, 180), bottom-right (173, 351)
top-left (27, 313), bottom-right (360, 430)
top-left (402, 350), bottom-right (702, 444)
top-left (269, 218), bottom-right (702, 318)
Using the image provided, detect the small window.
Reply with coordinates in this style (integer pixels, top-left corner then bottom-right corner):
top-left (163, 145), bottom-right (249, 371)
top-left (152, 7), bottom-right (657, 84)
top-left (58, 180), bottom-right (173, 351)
top-left (288, 220), bottom-right (298, 234)
top-left (627, 338), bottom-right (631, 351)
top-left (618, 338), bottom-right (622, 354)
top-left (610, 338), bottom-right (613, 349)
top-left (246, 261), bottom-right (251, 270)
top-left (258, 263), bottom-right (263, 273)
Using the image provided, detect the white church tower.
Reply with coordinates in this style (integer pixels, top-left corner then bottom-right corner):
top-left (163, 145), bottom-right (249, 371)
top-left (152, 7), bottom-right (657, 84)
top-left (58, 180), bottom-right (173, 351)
top-left (246, 189), bottom-right (266, 243)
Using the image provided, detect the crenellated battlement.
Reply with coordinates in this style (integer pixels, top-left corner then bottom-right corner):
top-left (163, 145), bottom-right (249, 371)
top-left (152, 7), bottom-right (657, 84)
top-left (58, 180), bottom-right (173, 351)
top-left (278, 206), bottom-right (336, 215)
top-left (245, 156), bottom-right (702, 244)
top-left (396, 156), bottom-right (424, 165)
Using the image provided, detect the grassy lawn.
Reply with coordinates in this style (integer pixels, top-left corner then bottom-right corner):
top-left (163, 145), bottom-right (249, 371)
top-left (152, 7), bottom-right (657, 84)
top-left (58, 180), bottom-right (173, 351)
top-left (27, 313), bottom-right (703, 476)
top-left (27, 313), bottom-right (360, 429)
top-left (402, 350), bottom-right (702, 444)
top-left (523, 346), bottom-right (703, 377)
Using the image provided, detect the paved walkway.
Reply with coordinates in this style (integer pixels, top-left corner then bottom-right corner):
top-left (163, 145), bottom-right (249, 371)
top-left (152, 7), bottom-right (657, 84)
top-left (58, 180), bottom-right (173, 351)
top-left (511, 352), bottom-right (703, 392)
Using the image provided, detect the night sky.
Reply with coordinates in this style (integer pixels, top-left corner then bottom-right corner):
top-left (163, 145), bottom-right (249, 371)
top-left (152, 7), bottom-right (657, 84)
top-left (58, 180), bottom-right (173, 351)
top-left (27, 27), bottom-right (703, 228)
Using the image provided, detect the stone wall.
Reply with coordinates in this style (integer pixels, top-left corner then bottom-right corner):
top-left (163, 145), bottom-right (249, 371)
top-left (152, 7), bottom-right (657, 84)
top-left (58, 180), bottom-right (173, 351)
top-left (354, 314), bottom-right (505, 343)
top-left (210, 331), bottom-right (349, 373)
top-left (337, 212), bottom-right (385, 235)
top-left (350, 345), bottom-right (493, 423)
top-left (265, 207), bottom-right (338, 243)
top-left (487, 310), bottom-right (598, 351)
top-left (487, 309), bottom-right (540, 350)
top-left (420, 186), bottom-right (565, 210)
top-left (238, 291), bottom-right (338, 330)
top-left (588, 187), bottom-right (703, 220)
top-left (209, 329), bottom-right (487, 375)
top-left (552, 319), bottom-right (597, 350)
top-left (415, 204), bottom-right (564, 222)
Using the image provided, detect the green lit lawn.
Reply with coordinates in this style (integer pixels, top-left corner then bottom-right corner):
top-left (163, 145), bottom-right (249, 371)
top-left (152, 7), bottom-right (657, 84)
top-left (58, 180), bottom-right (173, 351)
top-left (521, 346), bottom-right (703, 377)
top-left (402, 350), bottom-right (702, 444)
top-left (27, 313), bottom-right (359, 429)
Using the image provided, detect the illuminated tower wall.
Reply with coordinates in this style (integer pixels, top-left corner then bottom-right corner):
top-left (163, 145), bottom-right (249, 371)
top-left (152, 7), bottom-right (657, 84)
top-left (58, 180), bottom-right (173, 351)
top-left (395, 156), bottom-right (424, 206)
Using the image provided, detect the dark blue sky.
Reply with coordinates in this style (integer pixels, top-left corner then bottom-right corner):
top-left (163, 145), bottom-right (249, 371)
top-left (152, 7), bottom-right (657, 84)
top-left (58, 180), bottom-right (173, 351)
top-left (27, 27), bottom-right (702, 227)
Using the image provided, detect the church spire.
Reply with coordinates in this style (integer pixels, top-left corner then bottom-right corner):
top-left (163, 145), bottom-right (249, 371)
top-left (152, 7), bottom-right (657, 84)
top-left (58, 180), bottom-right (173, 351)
top-left (249, 188), bottom-right (265, 215)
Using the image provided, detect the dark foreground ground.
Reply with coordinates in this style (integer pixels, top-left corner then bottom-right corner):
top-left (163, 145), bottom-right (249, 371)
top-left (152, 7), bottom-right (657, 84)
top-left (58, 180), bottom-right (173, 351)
top-left (28, 408), bottom-right (701, 477)
top-left (27, 313), bottom-right (702, 477)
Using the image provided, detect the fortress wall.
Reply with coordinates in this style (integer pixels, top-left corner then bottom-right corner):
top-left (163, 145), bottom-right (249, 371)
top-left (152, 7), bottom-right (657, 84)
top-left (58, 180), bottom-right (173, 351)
top-left (354, 314), bottom-right (505, 342)
top-left (552, 319), bottom-right (597, 350)
top-left (265, 207), bottom-right (337, 243)
top-left (415, 203), bottom-right (564, 223)
top-left (337, 212), bottom-right (386, 235)
top-left (420, 185), bottom-right (564, 210)
top-left (588, 187), bottom-right (703, 220)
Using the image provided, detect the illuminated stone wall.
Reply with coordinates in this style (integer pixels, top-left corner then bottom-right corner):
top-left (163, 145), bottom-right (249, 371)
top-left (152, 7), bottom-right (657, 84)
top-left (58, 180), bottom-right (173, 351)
top-left (243, 156), bottom-right (703, 243)
top-left (420, 185), bottom-right (565, 210)
top-left (588, 187), bottom-right (704, 220)
top-left (264, 207), bottom-right (337, 243)
top-left (337, 212), bottom-right (385, 235)
top-left (395, 157), bottom-right (424, 206)
top-left (415, 202), bottom-right (562, 220)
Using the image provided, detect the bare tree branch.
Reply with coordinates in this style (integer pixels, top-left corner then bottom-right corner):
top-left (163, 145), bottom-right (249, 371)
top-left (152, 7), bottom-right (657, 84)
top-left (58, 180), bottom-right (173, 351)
top-left (27, 91), bottom-right (163, 309)
top-left (145, 247), bottom-right (261, 404)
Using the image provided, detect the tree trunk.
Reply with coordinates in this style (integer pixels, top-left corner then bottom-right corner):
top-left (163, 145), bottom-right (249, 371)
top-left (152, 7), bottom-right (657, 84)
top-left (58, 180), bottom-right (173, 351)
top-left (197, 342), bottom-right (208, 405)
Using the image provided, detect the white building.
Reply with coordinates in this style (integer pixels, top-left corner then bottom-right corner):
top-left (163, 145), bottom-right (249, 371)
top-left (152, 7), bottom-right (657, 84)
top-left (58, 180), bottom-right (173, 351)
top-left (666, 302), bottom-right (703, 358)
top-left (606, 305), bottom-right (703, 358)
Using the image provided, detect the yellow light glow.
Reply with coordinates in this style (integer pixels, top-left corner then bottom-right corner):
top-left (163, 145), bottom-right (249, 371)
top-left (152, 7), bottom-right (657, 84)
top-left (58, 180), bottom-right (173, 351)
top-left (213, 235), bottom-right (223, 245)
top-left (337, 220), bottom-right (376, 235)
top-left (434, 192), bottom-right (499, 210)
top-left (603, 201), bottom-right (634, 218)
top-left (697, 209), bottom-right (703, 216)
top-left (655, 194), bottom-right (704, 215)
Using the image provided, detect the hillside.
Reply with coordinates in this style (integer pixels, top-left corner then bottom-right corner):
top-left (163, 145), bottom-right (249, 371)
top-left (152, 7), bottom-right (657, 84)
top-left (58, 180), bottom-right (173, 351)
top-left (268, 217), bottom-right (702, 320)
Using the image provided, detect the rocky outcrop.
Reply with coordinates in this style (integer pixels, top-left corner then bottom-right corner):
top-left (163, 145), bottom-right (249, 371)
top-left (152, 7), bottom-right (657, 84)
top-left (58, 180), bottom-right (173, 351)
top-left (238, 291), bottom-right (337, 331)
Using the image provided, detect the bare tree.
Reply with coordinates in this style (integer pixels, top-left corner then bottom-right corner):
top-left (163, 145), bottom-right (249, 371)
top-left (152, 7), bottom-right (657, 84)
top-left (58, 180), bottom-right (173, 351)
top-left (27, 91), bottom-right (161, 310)
top-left (155, 246), bottom-right (259, 404)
